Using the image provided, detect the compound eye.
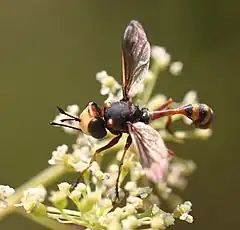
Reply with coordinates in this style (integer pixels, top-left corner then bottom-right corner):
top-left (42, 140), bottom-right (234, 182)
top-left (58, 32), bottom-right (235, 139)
top-left (88, 117), bottom-right (107, 139)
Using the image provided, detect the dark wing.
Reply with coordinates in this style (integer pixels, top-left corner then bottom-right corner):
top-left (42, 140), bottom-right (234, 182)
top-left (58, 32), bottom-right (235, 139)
top-left (128, 122), bottom-right (169, 183)
top-left (122, 20), bottom-right (150, 99)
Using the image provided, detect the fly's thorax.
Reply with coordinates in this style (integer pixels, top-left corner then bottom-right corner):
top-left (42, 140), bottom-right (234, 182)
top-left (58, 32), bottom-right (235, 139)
top-left (79, 102), bottom-right (107, 139)
top-left (104, 101), bottom-right (141, 133)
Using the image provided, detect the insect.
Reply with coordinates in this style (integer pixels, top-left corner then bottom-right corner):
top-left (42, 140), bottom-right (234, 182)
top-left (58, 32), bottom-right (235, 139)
top-left (50, 20), bottom-right (213, 198)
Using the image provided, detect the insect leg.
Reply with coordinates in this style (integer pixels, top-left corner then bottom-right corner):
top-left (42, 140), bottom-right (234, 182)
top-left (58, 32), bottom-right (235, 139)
top-left (71, 134), bottom-right (122, 190)
top-left (150, 108), bottom-right (185, 120)
top-left (153, 99), bottom-right (178, 138)
top-left (92, 133), bottom-right (122, 161)
top-left (115, 135), bottom-right (132, 200)
top-left (154, 98), bottom-right (173, 111)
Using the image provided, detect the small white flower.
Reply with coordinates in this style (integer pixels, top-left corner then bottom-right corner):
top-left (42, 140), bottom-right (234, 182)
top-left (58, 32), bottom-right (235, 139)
top-left (48, 144), bottom-right (68, 165)
top-left (194, 128), bottom-right (213, 139)
top-left (134, 187), bottom-right (152, 198)
top-left (0, 185), bottom-right (15, 209)
top-left (179, 213), bottom-right (194, 223)
top-left (164, 213), bottom-right (175, 226)
top-left (71, 159), bottom-right (90, 172)
top-left (58, 182), bottom-right (71, 194)
top-left (124, 203), bottom-right (136, 215)
top-left (122, 215), bottom-right (138, 230)
top-left (127, 196), bottom-right (143, 209)
top-left (182, 90), bottom-right (198, 105)
top-left (75, 183), bottom-right (87, 192)
top-left (184, 201), bottom-right (192, 208)
top-left (108, 164), bottom-right (119, 174)
top-left (124, 181), bottom-right (137, 192)
top-left (16, 185), bottom-right (47, 213)
top-left (96, 70), bottom-right (108, 81)
top-left (90, 161), bottom-right (100, 173)
top-left (152, 204), bottom-right (160, 215)
top-left (20, 185), bottom-right (47, 204)
top-left (169, 61), bottom-right (183, 76)
top-left (151, 46), bottom-right (171, 68)
top-left (96, 71), bottom-right (121, 102)
top-left (66, 104), bottom-right (79, 115)
top-left (151, 215), bottom-right (165, 229)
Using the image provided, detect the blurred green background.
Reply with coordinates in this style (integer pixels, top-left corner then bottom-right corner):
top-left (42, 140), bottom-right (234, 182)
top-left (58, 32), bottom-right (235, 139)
top-left (0, 1), bottom-right (238, 229)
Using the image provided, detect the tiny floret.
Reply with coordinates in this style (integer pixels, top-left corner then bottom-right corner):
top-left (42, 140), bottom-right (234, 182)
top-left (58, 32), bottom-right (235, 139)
top-left (179, 213), bottom-right (194, 223)
top-left (48, 144), bottom-right (68, 165)
top-left (151, 46), bottom-right (171, 68)
top-left (169, 61), bottom-right (183, 76)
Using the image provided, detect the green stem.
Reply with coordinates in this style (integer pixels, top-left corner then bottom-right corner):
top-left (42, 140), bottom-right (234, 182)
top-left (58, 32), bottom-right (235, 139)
top-left (16, 208), bottom-right (69, 230)
top-left (0, 165), bottom-right (66, 221)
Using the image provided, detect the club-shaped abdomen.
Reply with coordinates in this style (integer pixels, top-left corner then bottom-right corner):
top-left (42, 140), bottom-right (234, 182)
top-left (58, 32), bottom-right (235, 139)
top-left (184, 104), bottom-right (213, 129)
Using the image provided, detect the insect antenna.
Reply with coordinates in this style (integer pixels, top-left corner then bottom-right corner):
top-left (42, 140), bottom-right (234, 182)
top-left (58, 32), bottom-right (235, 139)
top-left (57, 106), bottom-right (81, 122)
top-left (60, 118), bottom-right (77, 123)
top-left (50, 121), bottom-right (82, 132)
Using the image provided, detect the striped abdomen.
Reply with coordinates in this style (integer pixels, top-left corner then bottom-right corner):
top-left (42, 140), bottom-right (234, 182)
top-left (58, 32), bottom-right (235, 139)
top-left (184, 104), bottom-right (213, 129)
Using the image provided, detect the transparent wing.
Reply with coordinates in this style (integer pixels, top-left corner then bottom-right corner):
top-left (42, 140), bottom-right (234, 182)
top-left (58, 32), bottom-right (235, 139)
top-left (128, 122), bottom-right (169, 182)
top-left (122, 20), bottom-right (150, 99)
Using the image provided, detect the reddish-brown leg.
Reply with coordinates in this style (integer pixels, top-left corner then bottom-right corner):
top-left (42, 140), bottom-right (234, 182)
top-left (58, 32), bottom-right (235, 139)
top-left (92, 133), bottom-right (122, 162)
top-left (71, 134), bottom-right (122, 190)
top-left (154, 98), bottom-right (173, 111)
top-left (115, 135), bottom-right (132, 200)
top-left (150, 108), bottom-right (185, 120)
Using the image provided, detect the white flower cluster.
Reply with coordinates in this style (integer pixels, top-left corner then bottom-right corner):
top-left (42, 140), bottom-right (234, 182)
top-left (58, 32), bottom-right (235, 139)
top-left (48, 133), bottom-right (98, 172)
top-left (96, 70), bottom-right (122, 103)
top-left (15, 185), bottom-right (47, 215)
top-left (0, 185), bottom-right (15, 209)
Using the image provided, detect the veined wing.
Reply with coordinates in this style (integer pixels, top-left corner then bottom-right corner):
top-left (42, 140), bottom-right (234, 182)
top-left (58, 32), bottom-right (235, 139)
top-left (122, 20), bottom-right (150, 100)
top-left (128, 122), bottom-right (169, 182)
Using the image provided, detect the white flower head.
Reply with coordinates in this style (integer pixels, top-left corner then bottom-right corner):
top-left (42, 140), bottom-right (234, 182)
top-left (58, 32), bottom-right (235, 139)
top-left (151, 46), bottom-right (171, 69)
top-left (0, 185), bottom-right (15, 209)
top-left (169, 61), bottom-right (183, 76)
top-left (96, 70), bottom-right (122, 103)
top-left (16, 185), bottom-right (47, 212)
top-left (48, 144), bottom-right (68, 165)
